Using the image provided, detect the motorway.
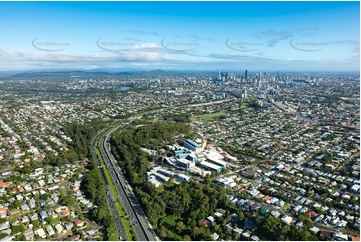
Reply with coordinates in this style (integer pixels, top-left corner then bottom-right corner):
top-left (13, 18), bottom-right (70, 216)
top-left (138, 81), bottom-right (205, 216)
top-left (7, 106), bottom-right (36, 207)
top-left (98, 125), bottom-right (158, 241)
top-left (91, 132), bottom-right (127, 241)
top-left (92, 97), bottom-right (237, 241)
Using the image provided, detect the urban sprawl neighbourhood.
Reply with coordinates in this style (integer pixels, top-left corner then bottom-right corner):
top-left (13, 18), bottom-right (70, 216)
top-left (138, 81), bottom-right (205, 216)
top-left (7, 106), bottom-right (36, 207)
top-left (0, 70), bottom-right (359, 241)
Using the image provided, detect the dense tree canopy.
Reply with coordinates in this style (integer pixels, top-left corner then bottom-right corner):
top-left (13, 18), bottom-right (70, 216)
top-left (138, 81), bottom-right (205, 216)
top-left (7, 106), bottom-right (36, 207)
top-left (110, 121), bottom-right (247, 240)
top-left (109, 120), bottom-right (320, 241)
top-left (56, 121), bottom-right (118, 240)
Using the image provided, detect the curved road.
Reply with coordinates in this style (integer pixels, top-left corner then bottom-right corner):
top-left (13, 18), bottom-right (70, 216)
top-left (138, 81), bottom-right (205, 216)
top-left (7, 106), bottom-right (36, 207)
top-left (98, 125), bottom-right (158, 241)
top-left (93, 97), bottom-right (237, 241)
top-left (91, 131), bottom-right (127, 241)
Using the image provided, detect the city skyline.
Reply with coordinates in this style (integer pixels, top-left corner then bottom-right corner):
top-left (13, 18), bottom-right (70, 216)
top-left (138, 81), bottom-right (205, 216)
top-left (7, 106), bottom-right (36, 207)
top-left (0, 1), bottom-right (359, 71)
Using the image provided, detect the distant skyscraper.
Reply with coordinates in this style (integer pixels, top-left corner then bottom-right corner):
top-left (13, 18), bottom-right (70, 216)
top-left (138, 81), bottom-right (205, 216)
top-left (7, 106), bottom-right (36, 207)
top-left (245, 70), bottom-right (248, 82)
top-left (218, 70), bottom-right (221, 80)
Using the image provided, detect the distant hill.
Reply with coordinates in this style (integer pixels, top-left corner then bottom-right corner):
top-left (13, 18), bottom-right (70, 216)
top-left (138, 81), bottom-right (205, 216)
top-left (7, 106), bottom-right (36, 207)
top-left (5, 71), bottom-right (114, 80)
top-left (1, 69), bottom-right (214, 80)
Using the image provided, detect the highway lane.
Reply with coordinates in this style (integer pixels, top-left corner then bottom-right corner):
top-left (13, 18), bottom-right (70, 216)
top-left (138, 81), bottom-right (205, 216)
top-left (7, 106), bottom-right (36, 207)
top-left (99, 134), bottom-right (148, 240)
top-left (99, 129), bottom-right (158, 241)
top-left (91, 132), bottom-right (126, 241)
top-left (93, 97), bottom-right (238, 241)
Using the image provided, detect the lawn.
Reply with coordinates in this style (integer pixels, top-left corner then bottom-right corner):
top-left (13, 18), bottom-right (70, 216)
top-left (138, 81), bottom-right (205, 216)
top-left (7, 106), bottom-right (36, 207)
top-left (115, 201), bottom-right (137, 240)
top-left (190, 112), bottom-right (227, 122)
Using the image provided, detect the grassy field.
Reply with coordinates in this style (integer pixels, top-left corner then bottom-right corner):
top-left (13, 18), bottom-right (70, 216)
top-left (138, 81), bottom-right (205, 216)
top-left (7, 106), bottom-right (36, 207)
top-left (95, 147), bottom-right (136, 241)
top-left (190, 112), bottom-right (227, 122)
top-left (115, 201), bottom-right (138, 240)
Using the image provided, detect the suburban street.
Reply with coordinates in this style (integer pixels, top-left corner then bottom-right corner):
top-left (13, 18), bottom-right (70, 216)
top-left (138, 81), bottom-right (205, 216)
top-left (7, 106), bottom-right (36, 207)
top-left (91, 98), bottom-right (238, 241)
top-left (0, 145), bottom-right (11, 173)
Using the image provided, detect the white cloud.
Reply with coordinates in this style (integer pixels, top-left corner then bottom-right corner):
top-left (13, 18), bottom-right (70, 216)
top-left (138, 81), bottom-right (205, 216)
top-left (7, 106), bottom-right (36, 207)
top-left (0, 42), bottom-right (359, 71)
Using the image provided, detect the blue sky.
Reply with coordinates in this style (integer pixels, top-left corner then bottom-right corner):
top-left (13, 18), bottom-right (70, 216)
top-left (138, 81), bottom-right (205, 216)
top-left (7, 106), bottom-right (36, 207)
top-left (0, 1), bottom-right (359, 71)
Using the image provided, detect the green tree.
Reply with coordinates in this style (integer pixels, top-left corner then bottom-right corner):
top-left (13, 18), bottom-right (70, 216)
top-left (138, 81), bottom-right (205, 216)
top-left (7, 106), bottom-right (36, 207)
top-left (233, 232), bottom-right (241, 240)
top-left (60, 195), bottom-right (75, 207)
top-left (11, 225), bottom-right (24, 235)
top-left (238, 211), bottom-right (245, 223)
top-left (31, 220), bottom-right (39, 227)
top-left (40, 193), bottom-right (49, 200)
top-left (13, 200), bottom-right (22, 209)
top-left (183, 234), bottom-right (191, 241)
top-left (157, 225), bottom-right (167, 239)
top-left (277, 225), bottom-right (290, 240)
top-left (175, 221), bottom-right (186, 234)
top-left (0, 233), bottom-right (8, 240)
top-left (298, 213), bottom-right (313, 228)
top-left (258, 215), bottom-right (281, 239)
top-left (287, 225), bottom-right (317, 241)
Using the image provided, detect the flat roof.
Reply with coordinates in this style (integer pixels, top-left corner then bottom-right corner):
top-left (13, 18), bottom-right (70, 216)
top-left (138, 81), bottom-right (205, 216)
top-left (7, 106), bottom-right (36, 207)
top-left (148, 176), bottom-right (162, 187)
top-left (199, 161), bottom-right (222, 171)
top-left (154, 172), bottom-right (170, 181)
top-left (185, 140), bottom-right (201, 148)
top-left (177, 173), bottom-right (191, 179)
top-left (207, 156), bottom-right (228, 166)
top-left (157, 168), bottom-right (175, 176)
top-left (177, 158), bottom-right (193, 163)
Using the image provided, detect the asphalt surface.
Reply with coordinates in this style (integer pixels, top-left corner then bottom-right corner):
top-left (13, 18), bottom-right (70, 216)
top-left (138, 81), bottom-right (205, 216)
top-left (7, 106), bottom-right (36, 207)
top-left (99, 127), bottom-right (158, 241)
top-left (91, 132), bottom-right (127, 241)
top-left (91, 98), bottom-right (236, 241)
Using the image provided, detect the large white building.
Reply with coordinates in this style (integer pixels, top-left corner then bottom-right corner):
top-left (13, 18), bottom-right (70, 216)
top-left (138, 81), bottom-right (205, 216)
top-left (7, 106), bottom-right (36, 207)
top-left (183, 140), bottom-right (203, 153)
top-left (175, 158), bottom-right (195, 169)
top-left (198, 161), bottom-right (222, 173)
